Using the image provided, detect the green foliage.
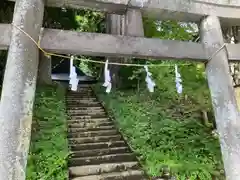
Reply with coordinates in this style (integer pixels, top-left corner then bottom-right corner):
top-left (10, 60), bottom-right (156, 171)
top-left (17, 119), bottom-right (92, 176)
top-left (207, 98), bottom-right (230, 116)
top-left (143, 18), bottom-right (198, 40)
top-left (118, 59), bottom-right (146, 89)
top-left (75, 10), bottom-right (105, 32)
top-left (129, 19), bottom-right (211, 115)
top-left (77, 56), bottom-right (94, 76)
top-left (43, 7), bottom-right (78, 30)
top-left (43, 7), bottom-right (106, 77)
top-left (27, 84), bottom-right (69, 180)
top-left (156, 21), bottom-right (197, 40)
top-left (149, 63), bottom-right (212, 113)
top-left (76, 56), bottom-right (103, 78)
top-left (124, 19), bottom-right (199, 91)
top-left (95, 85), bottom-right (224, 179)
top-left (74, 10), bottom-right (105, 77)
top-left (0, 1), bottom-right (14, 23)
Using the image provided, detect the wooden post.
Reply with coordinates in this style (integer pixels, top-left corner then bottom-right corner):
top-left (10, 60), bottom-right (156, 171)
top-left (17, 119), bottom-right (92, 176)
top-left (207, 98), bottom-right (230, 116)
top-left (0, 0), bottom-right (44, 179)
top-left (200, 16), bottom-right (240, 180)
top-left (38, 52), bottom-right (52, 85)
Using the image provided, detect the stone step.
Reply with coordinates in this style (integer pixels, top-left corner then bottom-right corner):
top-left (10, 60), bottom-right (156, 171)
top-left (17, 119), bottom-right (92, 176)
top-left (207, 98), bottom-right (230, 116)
top-left (67, 100), bottom-right (99, 103)
top-left (67, 103), bottom-right (100, 106)
top-left (68, 109), bottom-right (104, 113)
top-left (70, 170), bottom-right (146, 180)
top-left (70, 147), bottom-right (130, 158)
top-left (68, 90), bottom-right (93, 93)
top-left (67, 98), bottom-right (97, 101)
top-left (67, 119), bottom-right (111, 125)
top-left (66, 98), bottom-right (99, 104)
top-left (66, 95), bottom-right (97, 98)
top-left (69, 135), bottom-right (122, 144)
top-left (68, 116), bottom-right (107, 120)
top-left (66, 88), bottom-right (148, 180)
top-left (68, 126), bottom-right (115, 133)
top-left (69, 141), bottom-right (126, 151)
top-left (68, 129), bottom-right (118, 138)
top-left (67, 96), bottom-right (95, 99)
top-left (68, 110), bottom-right (105, 114)
top-left (67, 107), bottom-right (103, 110)
top-left (68, 115), bottom-right (109, 120)
top-left (69, 162), bottom-right (140, 177)
top-left (69, 153), bottom-right (136, 166)
top-left (67, 103), bottom-right (102, 107)
top-left (68, 91), bottom-right (92, 94)
top-left (69, 89), bottom-right (92, 91)
top-left (68, 121), bottom-right (113, 128)
top-left (68, 112), bottom-right (106, 116)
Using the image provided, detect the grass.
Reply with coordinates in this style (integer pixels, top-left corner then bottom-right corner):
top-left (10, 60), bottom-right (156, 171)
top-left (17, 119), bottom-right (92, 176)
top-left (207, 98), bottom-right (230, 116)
top-left (95, 84), bottom-right (224, 180)
top-left (26, 83), bottom-right (69, 180)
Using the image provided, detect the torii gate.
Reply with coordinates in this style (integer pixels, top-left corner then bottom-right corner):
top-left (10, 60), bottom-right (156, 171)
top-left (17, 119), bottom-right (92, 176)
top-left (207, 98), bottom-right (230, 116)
top-left (1, 0), bottom-right (240, 179)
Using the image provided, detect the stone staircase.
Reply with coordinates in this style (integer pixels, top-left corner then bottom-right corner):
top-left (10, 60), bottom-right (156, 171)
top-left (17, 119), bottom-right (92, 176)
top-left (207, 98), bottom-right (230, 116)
top-left (66, 85), bottom-right (148, 180)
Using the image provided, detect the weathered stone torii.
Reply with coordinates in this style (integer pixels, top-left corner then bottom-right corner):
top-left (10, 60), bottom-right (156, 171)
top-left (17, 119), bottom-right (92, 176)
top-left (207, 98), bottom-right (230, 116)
top-left (1, 0), bottom-right (240, 180)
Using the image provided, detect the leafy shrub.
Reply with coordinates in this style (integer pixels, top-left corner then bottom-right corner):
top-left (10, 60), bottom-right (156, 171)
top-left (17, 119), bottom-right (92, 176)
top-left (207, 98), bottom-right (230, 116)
top-left (95, 84), bottom-right (224, 179)
top-left (27, 84), bottom-right (69, 180)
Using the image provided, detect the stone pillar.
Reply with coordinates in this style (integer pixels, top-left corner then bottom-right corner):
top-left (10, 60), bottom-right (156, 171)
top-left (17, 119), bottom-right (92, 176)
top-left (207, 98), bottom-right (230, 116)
top-left (106, 13), bottom-right (122, 88)
top-left (201, 16), bottom-right (240, 180)
top-left (0, 0), bottom-right (45, 179)
top-left (38, 52), bottom-right (52, 85)
top-left (105, 9), bottom-right (144, 88)
top-left (125, 9), bottom-right (144, 37)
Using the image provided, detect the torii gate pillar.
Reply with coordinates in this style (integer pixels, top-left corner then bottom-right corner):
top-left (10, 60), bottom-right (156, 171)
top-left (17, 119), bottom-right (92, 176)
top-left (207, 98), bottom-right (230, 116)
top-left (38, 52), bottom-right (52, 85)
top-left (125, 8), bottom-right (144, 37)
top-left (106, 8), bottom-right (144, 88)
top-left (201, 16), bottom-right (240, 180)
top-left (0, 0), bottom-right (45, 179)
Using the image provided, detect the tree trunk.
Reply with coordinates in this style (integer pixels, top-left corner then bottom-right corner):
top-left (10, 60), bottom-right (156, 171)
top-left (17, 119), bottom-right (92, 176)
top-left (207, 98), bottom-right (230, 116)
top-left (38, 52), bottom-right (52, 85)
top-left (201, 16), bottom-right (240, 180)
top-left (0, 0), bottom-right (44, 179)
